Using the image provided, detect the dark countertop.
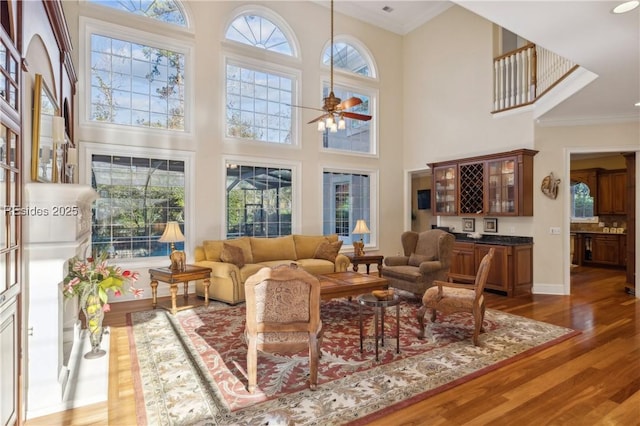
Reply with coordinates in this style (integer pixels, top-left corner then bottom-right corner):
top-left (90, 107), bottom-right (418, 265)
top-left (452, 232), bottom-right (533, 246)
top-left (571, 230), bottom-right (626, 235)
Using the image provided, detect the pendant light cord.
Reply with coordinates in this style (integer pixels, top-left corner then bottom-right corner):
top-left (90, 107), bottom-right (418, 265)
top-left (330, 0), bottom-right (334, 93)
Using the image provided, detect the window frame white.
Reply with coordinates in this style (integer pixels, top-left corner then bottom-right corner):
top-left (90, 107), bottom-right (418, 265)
top-left (80, 141), bottom-right (196, 267)
top-left (222, 156), bottom-right (302, 238)
top-left (321, 166), bottom-right (379, 251)
top-left (79, 17), bottom-right (195, 137)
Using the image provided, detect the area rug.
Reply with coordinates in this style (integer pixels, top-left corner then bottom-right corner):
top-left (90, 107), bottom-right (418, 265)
top-left (127, 298), bottom-right (579, 425)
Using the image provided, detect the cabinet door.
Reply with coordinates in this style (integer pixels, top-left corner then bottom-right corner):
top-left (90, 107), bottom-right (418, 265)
top-left (433, 165), bottom-right (457, 215)
top-left (591, 235), bottom-right (620, 265)
top-left (611, 172), bottom-right (626, 214)
top-left (451, 242), bottom-right (475, 275)
top-left (459, 162), bottom-right (484, 215)
top-left (597, 173), bottom-right (612, 214)
top-left (486, 158), bottom-right (517, 215)
top-left (475, 244), bottom-right (510, 292)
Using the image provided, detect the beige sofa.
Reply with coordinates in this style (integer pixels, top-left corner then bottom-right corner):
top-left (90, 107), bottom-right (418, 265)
top-left (194, 234), bottom-right (349, 304)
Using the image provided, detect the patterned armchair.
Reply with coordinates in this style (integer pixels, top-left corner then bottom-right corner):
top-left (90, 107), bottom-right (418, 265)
top-left (417, 248), bottom-right (495, 346)
top-left (382, 229), bottom-right (455, 297)
top-left (244, 264), bottom-right (322, 393)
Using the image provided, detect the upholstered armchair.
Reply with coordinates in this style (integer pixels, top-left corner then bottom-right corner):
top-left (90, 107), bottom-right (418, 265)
top-left (381, 229), bottom-right (455, 297)
top-left (417, 248), bottom-right (495, 346)
top-left (244, 264), bottom-right (322, 393)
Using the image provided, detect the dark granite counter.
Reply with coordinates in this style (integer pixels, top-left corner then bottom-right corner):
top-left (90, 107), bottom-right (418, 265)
top-left (452, 232), bottom-right (533, 246)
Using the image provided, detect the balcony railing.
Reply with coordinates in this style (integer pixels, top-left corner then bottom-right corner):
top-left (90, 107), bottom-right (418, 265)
top-left (493, 43), bottom-right (578, 113)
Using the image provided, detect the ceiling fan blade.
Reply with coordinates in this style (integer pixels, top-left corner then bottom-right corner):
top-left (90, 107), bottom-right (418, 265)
top-left (286, 103), bottom-right (325, 112)
top-left (308, 114), bottom-right (330, 124)
top-left (338, 97), bottom-right (362, 110)
top-left (342, 111), bottom-right (372, 121)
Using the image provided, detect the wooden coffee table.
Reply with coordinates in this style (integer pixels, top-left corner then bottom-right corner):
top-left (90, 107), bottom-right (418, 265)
top-left (318, 271), bottom-right (389, 300)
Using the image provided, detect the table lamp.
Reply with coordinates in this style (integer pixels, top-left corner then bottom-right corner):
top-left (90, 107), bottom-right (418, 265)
top-left (352, 219), bottom-right (370, 256)
top-left (159, 221), bottom-right (186, 270)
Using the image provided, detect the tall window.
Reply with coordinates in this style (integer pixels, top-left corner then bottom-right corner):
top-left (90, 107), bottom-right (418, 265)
top-left (226, 163), bottom-right (292, 238)
top-left (321, 39), bottom-right (377, 154)
top-left (224, 9), bottom-right (299, 145)
top-left (323, 171), bottom-right (372, 244)
top-left (225, 62), bottom-right (293, 144)
top-left (89, 33), bottom-right (186, 131)
top-left (91, 154), bottom-right (186, 258)
top-left (89, 0), bottom-right (187, 26)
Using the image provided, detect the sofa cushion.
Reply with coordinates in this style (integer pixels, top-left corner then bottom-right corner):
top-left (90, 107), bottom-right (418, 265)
top-left (293, 234), bottom-right (337, 259)
top-left (408, 253), bottom-right (434, 267)
top-left (250, 235), bottom-right (297, 263)
top-left (225, 237), bottom-right (253, 264)
top-left (203, 240), bottom-right (224, 261)
top-left (415, 232), bottom-right (440, 260)
top-left (314, 240), bottom-right (343, 262)
top-left (296, 258), bottom-right (336, 275)
top-left (221, 243), bottom-right (245, 268)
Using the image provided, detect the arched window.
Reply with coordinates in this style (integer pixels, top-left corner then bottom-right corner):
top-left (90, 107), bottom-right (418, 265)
top-left (571, 182), bottom-right (595, 218)
top-left (225, 13), bottom-right (294, 56)
top-left (223, 8), bottom-right (300, 145)
top-left (89, 0), bottom-right (187, 26)
top-left (323, 41), bottom-right (373, 77)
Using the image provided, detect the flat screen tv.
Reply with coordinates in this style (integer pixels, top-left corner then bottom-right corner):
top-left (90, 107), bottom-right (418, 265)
top-left (417, 189), bottom-right (431, 210)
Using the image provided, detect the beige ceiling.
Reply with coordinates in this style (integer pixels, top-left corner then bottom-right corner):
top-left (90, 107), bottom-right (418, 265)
top-left (327, 0), bottom-right (640, 126)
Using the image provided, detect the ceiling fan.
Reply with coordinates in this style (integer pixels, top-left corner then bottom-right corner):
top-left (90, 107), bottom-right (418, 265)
top-left (294, 0), bottom-right (372, 132)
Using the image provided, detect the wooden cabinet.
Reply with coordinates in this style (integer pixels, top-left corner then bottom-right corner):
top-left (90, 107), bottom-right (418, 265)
top-left (581, 232), bottom-right (626, 267)
top-left (597, 170), bottom-right (626, 215)
top-left (451, 242), bottom-right (476, 276)
top-left (450, 241), bottom-right (533, 297)
top-left (430, 149), bottom-right (537, 217)
top-left (433, 164), bottom-right (457, 215)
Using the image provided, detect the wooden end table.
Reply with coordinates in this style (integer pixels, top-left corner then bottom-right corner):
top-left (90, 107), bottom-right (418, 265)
top-left (149, 265), bottom-right (212, 314)
top-left (346, 253), bottom-right (384, 276)
top-left (357, 293), bottom-right (401, 361)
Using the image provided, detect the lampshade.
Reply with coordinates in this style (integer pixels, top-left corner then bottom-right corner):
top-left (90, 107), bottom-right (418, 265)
top-left (159, 221), bottom-right (185, 243)
top-left (352, 219), bottom-right (370, 235)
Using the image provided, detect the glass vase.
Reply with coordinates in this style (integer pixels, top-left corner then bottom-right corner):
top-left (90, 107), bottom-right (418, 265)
top-left (81, 284), bottom-right (106, 359)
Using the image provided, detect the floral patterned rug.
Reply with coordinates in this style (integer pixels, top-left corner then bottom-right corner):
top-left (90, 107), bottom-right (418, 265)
top-left (127, 297), bottom-right (579, 425)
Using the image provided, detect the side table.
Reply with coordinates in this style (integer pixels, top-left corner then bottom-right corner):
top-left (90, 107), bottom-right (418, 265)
top-left (357, 293), bottom-right (400, 361)
top-left (149, 265), bottom-right (212, 314)
top-left (347, 253), bottom-right (384, 276)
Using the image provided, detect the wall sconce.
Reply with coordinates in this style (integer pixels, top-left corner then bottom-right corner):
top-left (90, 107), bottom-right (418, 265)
top-left (52, 116), bottom-right (67, 182)
top-left (351, 219), bottom-right (370, 256)
top-left (66, 147), bottom-right (77, 183)
top-left (159, 221), bottom-right (186, 270)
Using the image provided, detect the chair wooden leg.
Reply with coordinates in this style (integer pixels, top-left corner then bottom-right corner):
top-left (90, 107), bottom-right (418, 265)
top-left (416, 305), bottom-right (427, 339)
top-left (480, 302), bottom-right (486, 332)
top-left (247, 338), bottom-right (258, 393)
top-left (309, 334), bottom-right (319, 390)
top-left (430, 308), bottom-right (437, 322)
top-left (472, 306), bottom-right (482, 346)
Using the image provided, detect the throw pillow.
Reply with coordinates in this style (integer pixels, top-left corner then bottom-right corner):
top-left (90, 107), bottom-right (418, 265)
top-left (220, 243), bottom-right (245, 268)
top-left (313, 240), bottom-right (343, 262)
top-left (408, 253), bottom-right (434, 267)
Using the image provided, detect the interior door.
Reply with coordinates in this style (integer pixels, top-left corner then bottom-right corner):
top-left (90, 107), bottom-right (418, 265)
top-left (0, 17), bottom-right (23, 426)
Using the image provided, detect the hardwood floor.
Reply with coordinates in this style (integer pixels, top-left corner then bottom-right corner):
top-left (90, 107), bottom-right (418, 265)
top-left (26, 266), bottom-right (639, 425)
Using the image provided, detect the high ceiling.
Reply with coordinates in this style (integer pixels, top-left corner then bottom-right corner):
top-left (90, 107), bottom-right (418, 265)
top-left (327, 0), bottom-right (640, 126)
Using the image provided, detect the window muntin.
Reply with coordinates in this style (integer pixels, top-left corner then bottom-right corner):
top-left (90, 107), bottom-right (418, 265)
top-left (225, 62), bottom-right (293, 144)
top-left (571, 182), bottom-right (595, 219)
top-left (91, 154), bottom-right (186, 258)
top-left (323, 171), bottom-right (371, 244)
top-left (225, 14), bottom-right (293, 56)
top-left (90, 33), bottom-right (186, 131)
top-left (226, 163), bottom-right (292, 238)
top-left (89, 0), bottom-right (187, 26)
top-left (322, 84), bottom-right (372, 153)
top-left (323, 42), bottom-right (371, 77)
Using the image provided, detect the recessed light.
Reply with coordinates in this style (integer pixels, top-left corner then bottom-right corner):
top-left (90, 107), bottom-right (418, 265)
top-left (612, 0), bottom-right (639, 13)
top-left (382, 6), bottom-right (394, 13)
top-left (635, 102), bottom-right (640, 107)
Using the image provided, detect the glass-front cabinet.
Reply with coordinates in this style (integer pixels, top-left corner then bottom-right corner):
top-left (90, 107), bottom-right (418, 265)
top-left (433, 164), bottom-right (457, 215)
top-left (430, 149), bottom-right (537, 217)
top-left (487, 158), bottom-right (516, 215)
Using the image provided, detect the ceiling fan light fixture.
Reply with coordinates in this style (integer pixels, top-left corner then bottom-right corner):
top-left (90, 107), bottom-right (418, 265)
top-left (317, 121), bottom-right (326, 132)
top-left (325, 115), bottom-right (334, 127)
top-left (338, 115), bottom-right (346, 130)
top-left (329, 122), bottom-right (338, 133)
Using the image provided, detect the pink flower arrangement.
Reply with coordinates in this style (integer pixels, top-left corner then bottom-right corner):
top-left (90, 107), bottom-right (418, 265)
top-left (62, 252), bottom-right (143, 306)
